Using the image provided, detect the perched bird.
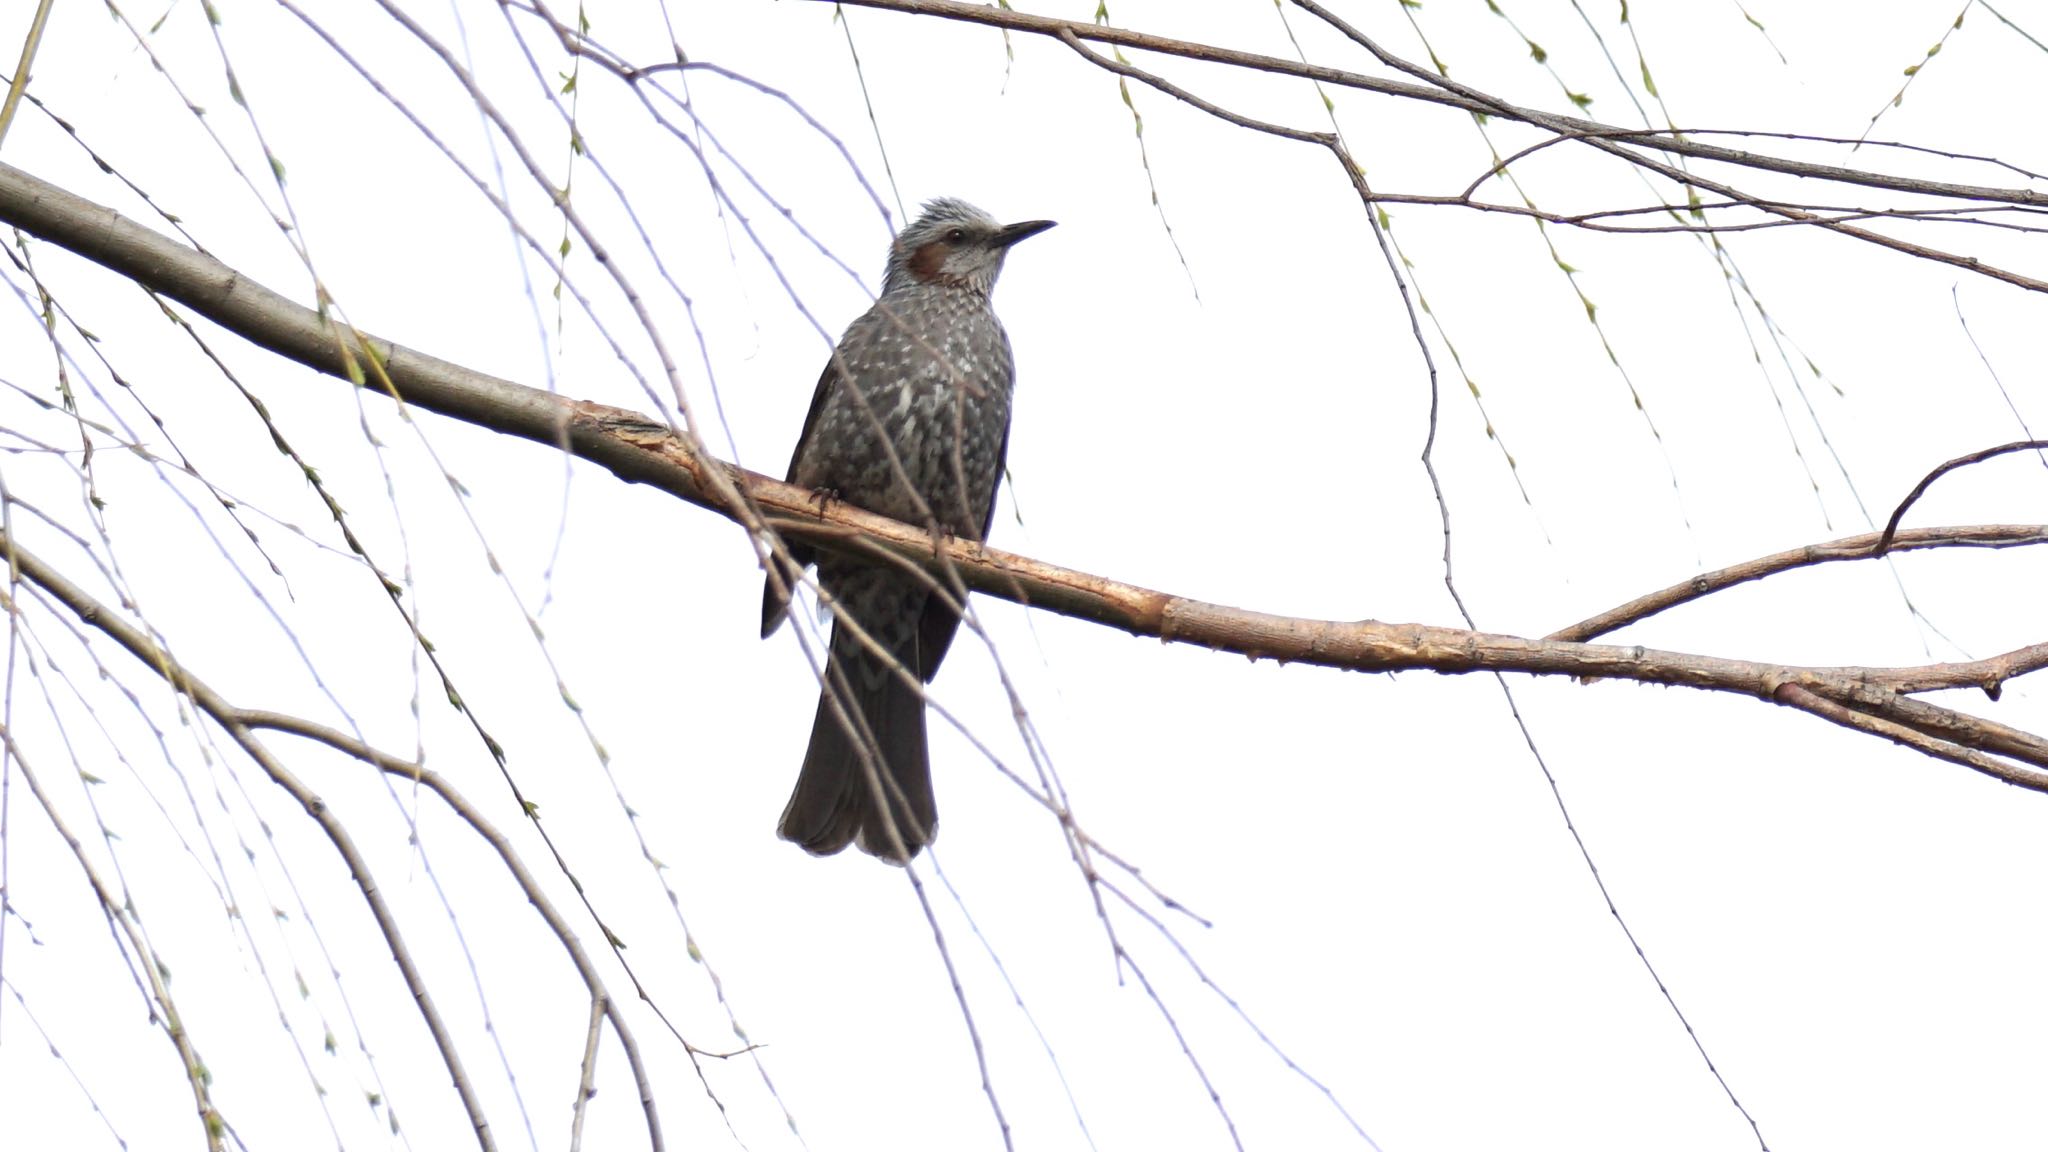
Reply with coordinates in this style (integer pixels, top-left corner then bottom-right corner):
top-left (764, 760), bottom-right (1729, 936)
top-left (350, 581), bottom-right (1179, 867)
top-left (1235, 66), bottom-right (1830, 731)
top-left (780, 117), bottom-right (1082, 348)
top-left (762, 198), bottom-right (1055, 863)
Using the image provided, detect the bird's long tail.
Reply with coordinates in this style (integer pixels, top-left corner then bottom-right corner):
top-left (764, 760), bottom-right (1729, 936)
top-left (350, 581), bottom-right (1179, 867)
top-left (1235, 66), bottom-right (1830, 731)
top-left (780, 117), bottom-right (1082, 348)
top-left (777, 620), bottom-right (935, 863)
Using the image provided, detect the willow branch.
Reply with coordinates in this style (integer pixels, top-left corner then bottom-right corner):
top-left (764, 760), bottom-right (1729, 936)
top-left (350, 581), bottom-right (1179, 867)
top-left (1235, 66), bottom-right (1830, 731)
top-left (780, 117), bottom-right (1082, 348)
top-left (824, 0), bottom-right (2048, 211)
top-left (2, 533), bottom-right (668, 1152)
top-left (0, 533), bottom-right (502, 1152)
top-left (0, 730), bottom-right (226, 1149)
top-left (818, 0), bottom-right (2048, 293)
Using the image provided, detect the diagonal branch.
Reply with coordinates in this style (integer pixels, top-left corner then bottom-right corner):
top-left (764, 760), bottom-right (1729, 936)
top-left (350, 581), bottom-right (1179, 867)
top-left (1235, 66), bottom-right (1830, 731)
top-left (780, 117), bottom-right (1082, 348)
top-left (2, 160), bottom-right (2045, 787)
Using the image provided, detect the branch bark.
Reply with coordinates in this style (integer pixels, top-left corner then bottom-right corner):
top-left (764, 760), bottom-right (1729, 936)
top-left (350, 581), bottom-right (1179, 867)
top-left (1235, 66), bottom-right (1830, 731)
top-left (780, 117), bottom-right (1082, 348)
top-left (2, 159), bottom-right (2045, 787)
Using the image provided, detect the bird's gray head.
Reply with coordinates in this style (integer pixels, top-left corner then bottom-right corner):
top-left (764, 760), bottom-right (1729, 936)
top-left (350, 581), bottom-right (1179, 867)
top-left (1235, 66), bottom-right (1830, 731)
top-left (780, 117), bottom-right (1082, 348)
top-left (883, 197), bottom-right (1056, 297)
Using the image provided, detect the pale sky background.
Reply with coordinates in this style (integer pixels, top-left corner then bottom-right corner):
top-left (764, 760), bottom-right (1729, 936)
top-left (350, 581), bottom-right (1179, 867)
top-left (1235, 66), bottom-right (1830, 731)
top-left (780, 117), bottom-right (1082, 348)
top-left (3, 2), bottom-right (2048, 1151)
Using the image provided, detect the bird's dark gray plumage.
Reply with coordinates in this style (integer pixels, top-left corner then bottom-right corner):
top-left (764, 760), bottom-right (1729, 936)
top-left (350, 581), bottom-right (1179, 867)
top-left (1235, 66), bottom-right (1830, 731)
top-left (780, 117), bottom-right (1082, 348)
top-left (763, 198), bottom-right (1054, 863)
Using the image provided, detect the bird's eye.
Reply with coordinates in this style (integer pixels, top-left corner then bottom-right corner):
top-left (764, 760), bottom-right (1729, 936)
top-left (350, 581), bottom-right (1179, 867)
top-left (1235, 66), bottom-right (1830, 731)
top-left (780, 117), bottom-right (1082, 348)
top-left (945, 227), bottom-right (967, 244)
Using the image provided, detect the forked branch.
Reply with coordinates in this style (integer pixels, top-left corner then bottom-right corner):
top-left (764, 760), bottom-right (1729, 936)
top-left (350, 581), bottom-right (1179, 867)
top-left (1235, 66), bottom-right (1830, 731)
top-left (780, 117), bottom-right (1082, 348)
top-left (821, 0), bottom-right (2048, 293)
top-left (0, 160), bottom-right (2043, 792)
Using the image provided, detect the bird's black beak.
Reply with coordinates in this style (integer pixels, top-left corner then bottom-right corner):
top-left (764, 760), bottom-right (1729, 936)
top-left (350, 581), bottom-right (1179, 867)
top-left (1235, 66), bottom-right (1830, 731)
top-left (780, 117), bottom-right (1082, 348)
top-left (996, 219), bottom-right (1057, 248)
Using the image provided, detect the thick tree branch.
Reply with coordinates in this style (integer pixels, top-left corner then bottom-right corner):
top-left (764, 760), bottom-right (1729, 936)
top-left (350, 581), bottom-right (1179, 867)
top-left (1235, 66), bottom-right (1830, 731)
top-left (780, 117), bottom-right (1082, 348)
top-left (2, 160), bottom-right (2045, 786)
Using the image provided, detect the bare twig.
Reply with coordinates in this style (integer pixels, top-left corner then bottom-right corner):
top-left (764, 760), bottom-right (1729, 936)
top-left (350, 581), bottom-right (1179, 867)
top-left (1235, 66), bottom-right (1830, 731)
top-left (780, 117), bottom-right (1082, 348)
top-left (1876, 441), bottom-right (2048, 555)
top-left (1, 731), bottom-right (226, 1150)
top-left (907, 866), bottom-right (1013, 1152)
top-left (1553, 524), bottom-right (2048, 642)
top-left (825, 0), bottom-right (2048, 211)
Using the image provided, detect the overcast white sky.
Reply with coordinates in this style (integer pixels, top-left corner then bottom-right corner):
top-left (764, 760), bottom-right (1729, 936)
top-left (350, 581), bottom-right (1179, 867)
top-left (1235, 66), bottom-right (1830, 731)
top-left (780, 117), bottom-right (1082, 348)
top-left (3, 2), bottom-right (2048, 1150)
